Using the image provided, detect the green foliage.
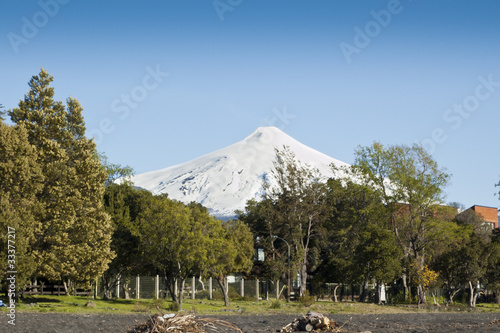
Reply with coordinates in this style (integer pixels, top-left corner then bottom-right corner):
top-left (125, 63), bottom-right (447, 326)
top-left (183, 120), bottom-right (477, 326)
top-left (101, 183), bottom-right (151, 298)
top-left (3, 69), bottom-right (114, 287)
top-left (98, 152), bottom-right (134, 186)
top-left (0, 122), bottom-right (43, 289)
top-left (245, 146), bottom-right (327, 296)
top-left (270, 299), bottom-right (281, 309)
top-left (297, 290), bottom-right (315, 307)
top-left (168, 302), bottom-right (180, 312)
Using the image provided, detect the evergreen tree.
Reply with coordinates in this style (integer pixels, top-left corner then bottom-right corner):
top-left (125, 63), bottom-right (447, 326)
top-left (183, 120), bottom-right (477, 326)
top-left (0, 122), bottom-right (43, 290)
top-left (8, 69), bottom-right (114, 290)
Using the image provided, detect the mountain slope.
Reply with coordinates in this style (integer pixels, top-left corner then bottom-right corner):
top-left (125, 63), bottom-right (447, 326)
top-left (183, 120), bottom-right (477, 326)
top-left (130, 127), bottom-right (350, 219)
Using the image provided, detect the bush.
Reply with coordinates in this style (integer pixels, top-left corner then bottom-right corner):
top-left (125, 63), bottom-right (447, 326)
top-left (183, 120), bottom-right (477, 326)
top-left (195, 289), bottom-right (210, 300)
top-left (270, 300), bottom-right (281, 309)
top-left (168, 302), bottom-right (180, 312)
top-left (297, 291), bottom-right (315, 307)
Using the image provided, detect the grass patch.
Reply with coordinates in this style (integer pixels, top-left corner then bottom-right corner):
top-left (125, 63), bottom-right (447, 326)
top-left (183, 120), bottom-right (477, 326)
top-left (1, 295), bottom-right (499, 315)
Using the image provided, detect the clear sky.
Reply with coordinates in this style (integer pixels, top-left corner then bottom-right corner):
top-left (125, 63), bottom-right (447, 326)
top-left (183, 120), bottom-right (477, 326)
top-left (1, 0), bottom-right (499, 210)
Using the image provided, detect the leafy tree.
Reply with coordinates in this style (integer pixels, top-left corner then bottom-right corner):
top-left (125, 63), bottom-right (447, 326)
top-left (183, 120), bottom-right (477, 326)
top-left (102, 183), bottom-right (149, 299)
top-left (256, 146), bottom-right (327, 297)
top-left (8, 69), bottom-right (114, 291)
top-left (0, 104), bottom-right (5, 121)
top-left (99, 153), bottom-right (134, 186)
top-left (0, 122), bottom-right (43, 290)
top-left (206, 219), bottom-right (254, 306)
top-left (317, 177), bottom-right (400, 303)
top-left (456, 208), bottom-right (492, 244)
top-left (456, 235), bottom-right (490, 307)
top-left (139, 196), bottom-right (216, 309)
top-left (485, 237), bottom-right (500, 308)
top-left (353, 142), bottom-right (450, 306)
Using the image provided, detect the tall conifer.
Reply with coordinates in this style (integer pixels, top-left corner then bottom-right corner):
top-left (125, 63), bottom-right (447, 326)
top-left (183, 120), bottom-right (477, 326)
top-left (9, 69), bottom-right (114, 290)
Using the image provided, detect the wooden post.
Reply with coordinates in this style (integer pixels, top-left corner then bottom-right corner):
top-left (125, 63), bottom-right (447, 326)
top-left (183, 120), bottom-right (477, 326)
top-left (94, 279), bottom-right (98, 299)
top-left (256, 279), bottom-right (260, 300)
top-left (136, 275), bottom-right (140, 299)
top-left (209, 277), bottom-right (213, 300)
top-left (156, 275), bottom-right (160, 299)
top-left (240, 277), bottom-right (245, 298)
top-left (117, 279), bottom-right (120, 299)
top-left (174, 278), bottom-right (178, 299)
top-left (276, 280), bottom-right (279, 300)
top-left (192, 276), bottom-right (196, 300)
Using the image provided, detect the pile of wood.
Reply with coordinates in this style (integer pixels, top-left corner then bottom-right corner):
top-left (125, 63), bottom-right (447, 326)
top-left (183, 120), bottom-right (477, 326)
top-left (132, 313), bottom-right (242, 333)
top-left (280, 311), bottom-right (340, 332)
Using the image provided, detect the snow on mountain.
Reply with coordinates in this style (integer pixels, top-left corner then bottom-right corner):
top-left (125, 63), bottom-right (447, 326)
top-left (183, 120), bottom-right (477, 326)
top-left (129, 127), bottom-right (350, 219)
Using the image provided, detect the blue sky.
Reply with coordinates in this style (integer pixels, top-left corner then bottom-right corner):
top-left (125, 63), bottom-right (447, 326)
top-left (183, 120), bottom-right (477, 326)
top-left (1, 0), bottom-right (499, 210)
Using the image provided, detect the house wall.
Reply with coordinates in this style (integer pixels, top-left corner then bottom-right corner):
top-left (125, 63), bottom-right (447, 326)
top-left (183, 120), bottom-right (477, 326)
top-left (471, 205), bottom-right (499, 229)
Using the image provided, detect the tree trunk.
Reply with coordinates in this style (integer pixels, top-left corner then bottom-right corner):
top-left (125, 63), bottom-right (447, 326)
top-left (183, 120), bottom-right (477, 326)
top-left (216, 276), bottom-right (230, 307)
top-left (332, 284), bottom-right (339, 303)
top-left (449, 288), bottom-right (460, 305)
top-left (299, 260), bottom-right (308, 297)
top-left (166, 277), bottom-right (177, 303)
top-left (122, 281), bottom-right (130, 300)
top-left (468, 281), bottom-right (477, 308)
top-left (63, 279), bottom-right (74, 296)
top-left (417, 284), bottom-right (426, 308)
top-left (198, 275), bottom-right (205, 291)
top-left (359, 279), bottom-right (369, 303)
top-left (402, 273), bottom-right (408, 301)
top-left (179, 278), bottom-right (186, 310)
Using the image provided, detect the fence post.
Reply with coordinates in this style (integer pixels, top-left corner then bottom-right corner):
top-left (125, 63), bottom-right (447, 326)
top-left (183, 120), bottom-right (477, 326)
top-left (256, 279), bottom-right (259, 300)
top-left (117, 279), bottom-right (120, 299)
top-left (276, 280), bottom-right (279, 300)
top-left (240, 277), bottom-right (245, 298)
top-left (209, 277), bottom-right (213, 300)
top-left (94, 279), bottom-right (98, 299)
top-left (192, 276), bottom-right (196, 300)
top-left (156, 275), bottom-right (160, 299)
top-left (136, 275), bottom-right (140, 299)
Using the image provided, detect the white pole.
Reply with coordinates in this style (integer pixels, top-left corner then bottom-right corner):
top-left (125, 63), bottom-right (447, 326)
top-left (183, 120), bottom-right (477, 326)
top-left (136, 275), bottom-right (140, 299)
top-left (156, 275), bottom-right (160, 299)
top-left (209, 277), bottom-right (213, 300)
top-left (256, 278), bottom-right (260, 300)
top-left (192, 276), bottom-right (196, 300)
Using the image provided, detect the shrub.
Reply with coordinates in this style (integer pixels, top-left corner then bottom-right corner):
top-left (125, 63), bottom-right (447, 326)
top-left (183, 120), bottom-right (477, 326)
top-left (297, 291), bottom-right (315, 307)
top-left (270, 300), bottom-right (281, 309)
top-left (168, 302), bottom-right (180, 312)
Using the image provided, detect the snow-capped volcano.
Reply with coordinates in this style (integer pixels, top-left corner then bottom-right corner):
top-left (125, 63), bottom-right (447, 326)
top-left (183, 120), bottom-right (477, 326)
top-left (130, 127), bottom-right (350, 219)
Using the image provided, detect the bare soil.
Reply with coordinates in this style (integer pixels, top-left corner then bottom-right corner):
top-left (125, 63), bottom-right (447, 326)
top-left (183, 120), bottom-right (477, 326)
top-left (2, 312), bottom-right (500, 332)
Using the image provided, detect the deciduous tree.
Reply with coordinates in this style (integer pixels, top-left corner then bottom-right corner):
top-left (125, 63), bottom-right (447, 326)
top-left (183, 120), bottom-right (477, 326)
top-left (353, 142), bottom-right (450, 306)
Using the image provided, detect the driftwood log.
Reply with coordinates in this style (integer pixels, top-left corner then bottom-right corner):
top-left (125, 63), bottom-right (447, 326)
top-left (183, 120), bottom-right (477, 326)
top-left (132, 313), bottom-right (242, 333)
top-left (280, 311), bottom-right (340, 332)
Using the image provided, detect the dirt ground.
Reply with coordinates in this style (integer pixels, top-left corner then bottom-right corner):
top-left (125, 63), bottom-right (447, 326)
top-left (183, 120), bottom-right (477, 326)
top-left (2, 312), bottom-right (500, 332)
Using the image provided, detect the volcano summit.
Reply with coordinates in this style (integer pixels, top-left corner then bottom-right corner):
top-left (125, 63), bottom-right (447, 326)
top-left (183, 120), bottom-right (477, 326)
top-left (129, 127), bottom-right (349, 219)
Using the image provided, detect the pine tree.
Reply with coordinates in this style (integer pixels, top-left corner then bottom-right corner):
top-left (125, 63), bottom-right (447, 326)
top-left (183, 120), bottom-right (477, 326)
top-left (8, 69), bottom-right (114, 290)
